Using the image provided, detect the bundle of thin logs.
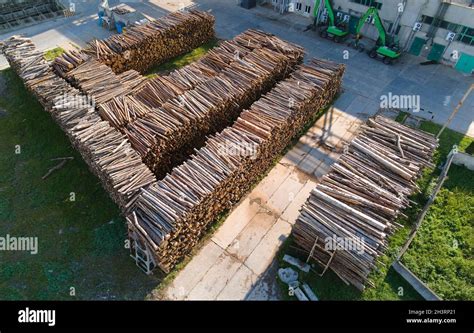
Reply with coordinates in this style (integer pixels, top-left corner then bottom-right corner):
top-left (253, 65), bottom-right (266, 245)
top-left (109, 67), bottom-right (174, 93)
top-left (1, 36), bottom-right (77, 110)
top-left (52, 49), bottom-right (89, 78)
top-left (66, 59), bottom-right (133, 105)
top-left (2, 36), bottom-right (156, 211)
top-left (117, 70), bottom-right (147, 93)
top-left (98, 29), bottom-right (305, 131)
top-left (83, 10), bottom-right (215, 74)
top-left (124, 38), bottom-right (305, 179)
top-left (126, 59), bottom-right (345, 273)
top-left (291, 115), bottom-right (438, 291)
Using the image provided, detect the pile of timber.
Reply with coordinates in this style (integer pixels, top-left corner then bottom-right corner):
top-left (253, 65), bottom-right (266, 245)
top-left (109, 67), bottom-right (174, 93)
top-left (2, 36), bottom-right (156, 211)
top-left (65, 58), bottom-right (147, 106)
top-left (292, 115), bottom-right (438, 291)
top-left (83, 10), bottom-right (215, 74)
top-left (117, 70), bottom-right (147, 93)
top-left (98, 29), bottom-right (304, 131)
top-left (66, 59), bottom-right (130, 105)
top-left (125, 38), bottom-right (305, 179)
top-left (126, 59), bottom-right (345, 272)
top-left (1, 36), bottom-right (77, 110)
top-left (52, 49), bottom-right (89, 78)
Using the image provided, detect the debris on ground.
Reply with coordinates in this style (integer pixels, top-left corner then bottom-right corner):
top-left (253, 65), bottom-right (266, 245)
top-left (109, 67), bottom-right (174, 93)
top-left (283, 254), bottom-right (311, 273)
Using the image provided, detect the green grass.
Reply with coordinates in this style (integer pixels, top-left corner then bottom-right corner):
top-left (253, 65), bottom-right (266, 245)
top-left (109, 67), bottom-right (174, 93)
top-left (394, 111), bottom-right (409, 123)
top-left (0, 68), bottom-right (161, 300)
top-left (400, 122), bottom-right (474, 300)
top-left (43, 47), bottom-right (65, 61)
top-left (145, 39), bottom-right (220, 78)
top-left (276, 119), bottom-right (474, 300)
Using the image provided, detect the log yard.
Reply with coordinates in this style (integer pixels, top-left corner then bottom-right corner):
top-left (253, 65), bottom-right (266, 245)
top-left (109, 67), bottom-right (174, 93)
top-left (0, 0), bottom-right (472, 330)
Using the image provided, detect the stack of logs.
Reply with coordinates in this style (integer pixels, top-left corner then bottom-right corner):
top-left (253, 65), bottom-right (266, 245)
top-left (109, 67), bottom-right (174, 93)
top-left (292, 115), bottom-right (438, 291)
top-left (98, 29), bottom-right (304, 131)
top-left (52, 49), bottom-right (89, 78)
top-left (66, 59), bottom-right (148, 105)
top-left (2, 36), bottom-right (78, 110)
top-left (126, 58), bottom-right (345, 272)
top-left (124, 32), bottom-right (305, 179)
top-left (83, 10), bottom-right (215, 74)
top-left (2, 36), bottom-right (156, 211)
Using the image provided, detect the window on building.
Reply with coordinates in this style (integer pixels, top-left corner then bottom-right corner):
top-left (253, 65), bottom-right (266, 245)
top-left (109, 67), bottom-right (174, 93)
top-left (447, 23), bottom-right (461, 32)
top-left (387, 23), bottom-right (401, 35)
top-left (421, 15), bottom-right (433, 25)
top-left (421, 16), bottom-right (463, 32)
top-left (351, 0), bottom-right (382, 10)
top-left (296, 2), bottom-right (302, 11)
top-left (305, 5), bottom-right (311, 13)
top-left (457, 26), bottom-right (474, 46)
top-left (421, 14), bottom-right (473, 45)
top-left (272, 0), bottom-right (277, 4)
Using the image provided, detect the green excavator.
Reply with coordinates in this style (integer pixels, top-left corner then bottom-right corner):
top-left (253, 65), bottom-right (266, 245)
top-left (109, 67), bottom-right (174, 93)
top-left (313, 0), bottom-right (349, 43)
top-left (354, 6), bottom-right (401, 64)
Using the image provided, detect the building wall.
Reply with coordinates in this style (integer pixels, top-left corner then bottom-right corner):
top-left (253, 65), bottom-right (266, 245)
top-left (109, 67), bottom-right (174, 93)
top-left (282, 0), bottom-right (473, 73)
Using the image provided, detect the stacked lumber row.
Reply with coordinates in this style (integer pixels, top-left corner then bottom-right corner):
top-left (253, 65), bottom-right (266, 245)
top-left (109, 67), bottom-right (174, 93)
top-left (65, 113), bottom-right (157, 210)
top-left (98, 29), bottom-right (304, 131)
top-left (66, 59), bottom-right (130, 105)
top-left (126, 59), bottom-right (345, 272)
top-left (66, 58), bottom-right (148, 106)
top-left (2, 36), bottom-right (156, 211)
top-left (292, 115), bottom-right (438, 291)
top-left (159, 29), bottom-right (305, 93)
top-left (126, 42), bottom-right (305, 179)
top-left (48, 94), bottom-right (156, 209)
top-left (1, 36), bottom-right (77, 110)
top-left (117, 70), bottom-right (147, 93)
top-left (83, 10), bottom-right (215, 74)
top-left (52, 49), bottom-right (90, 78)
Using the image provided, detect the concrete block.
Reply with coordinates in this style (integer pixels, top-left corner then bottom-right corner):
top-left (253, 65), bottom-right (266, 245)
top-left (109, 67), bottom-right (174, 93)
top-left (165, 241), bottom-right (224, 300)
top-left (186, 251), bottom-right (242, 300)
top-left (281, 179), bottom-right (316, 224)
top-left (245, 219), bottom-right (292, 276)
top-left (216, 264), bottom-right (257, 300)
top-left (250, 163), bottom-right (292, 203)
top-left (212, 197), bottom-right (261, 249)
top-left (267, 170), bottom-right (307, 214)
top-left (226, 211), bottom-right (278, 262)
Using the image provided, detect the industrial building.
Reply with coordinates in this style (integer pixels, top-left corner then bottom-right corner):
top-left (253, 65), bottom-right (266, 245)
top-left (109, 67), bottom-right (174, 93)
top-left (267, 0), bottom-right (474, 73)
top-left (0, 0), bottom-right (65, 33)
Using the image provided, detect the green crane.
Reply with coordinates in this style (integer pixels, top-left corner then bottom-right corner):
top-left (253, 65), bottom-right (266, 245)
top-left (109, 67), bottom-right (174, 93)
top-left (313, 0), bottom-right (349, 43)
top-left (355, 6), bottom-right (401, 64)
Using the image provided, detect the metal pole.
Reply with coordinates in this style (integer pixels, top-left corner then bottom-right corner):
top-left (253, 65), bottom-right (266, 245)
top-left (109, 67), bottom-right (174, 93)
top-left (437, 84), bottom-right (474, 139)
